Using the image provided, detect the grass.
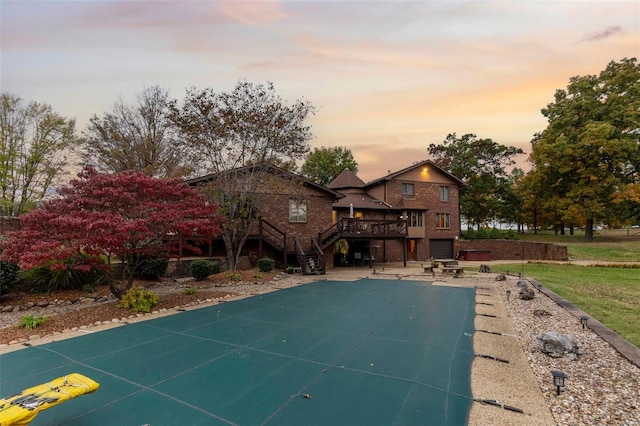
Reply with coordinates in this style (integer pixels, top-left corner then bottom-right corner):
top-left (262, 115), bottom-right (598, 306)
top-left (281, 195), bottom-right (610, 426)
top-left (491, 228), bottom-right (640, 347)
top-left (520, 228), bottom-right (640, 262)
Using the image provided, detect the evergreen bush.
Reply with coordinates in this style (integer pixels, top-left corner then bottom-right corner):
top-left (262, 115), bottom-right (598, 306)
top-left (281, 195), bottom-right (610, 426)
top-left (475, 227), bottom-right (489, 240)
top-left (0, 261), bottom-right (20, 296)
top-left (190, 260), bottom-right (219, 281)
top-left (257, 257), bottom-right (275, 272)
top-left (490, 227), bottom-right (503, 239)
top-left (136, 257), bottom-right (169, 279)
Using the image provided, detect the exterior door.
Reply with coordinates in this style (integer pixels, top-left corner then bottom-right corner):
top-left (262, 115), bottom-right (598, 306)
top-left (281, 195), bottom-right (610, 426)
top-left (408, 239), bottom-right (417, 261)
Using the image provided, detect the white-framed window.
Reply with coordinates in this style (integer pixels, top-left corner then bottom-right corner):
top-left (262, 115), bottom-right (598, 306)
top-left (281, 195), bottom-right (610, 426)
top-left (409, 211), bottom-right (423, 227)
top-left (289, 199), bottom-right (307, 223)
top-left (401, 182), bottom-right (415, 196)
top-left (440, 186), bottom-right (450, 202)
top-left (436, 213), bottom-right (450, 229)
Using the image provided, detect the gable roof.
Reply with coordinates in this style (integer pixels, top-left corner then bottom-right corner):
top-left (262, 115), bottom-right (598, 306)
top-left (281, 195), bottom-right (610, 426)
top-left (365, 159), bottom-right (465, 187)
top-left (333, 192), bottom-right (393, 210)
top-left (327, 169), bottom-right (366, 189)
top-left (185, 162), bottom-right (344, 199)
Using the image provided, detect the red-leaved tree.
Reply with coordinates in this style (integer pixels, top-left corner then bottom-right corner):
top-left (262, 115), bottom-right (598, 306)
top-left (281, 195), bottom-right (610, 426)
top-left (0, 167), bottom-right (224, 298)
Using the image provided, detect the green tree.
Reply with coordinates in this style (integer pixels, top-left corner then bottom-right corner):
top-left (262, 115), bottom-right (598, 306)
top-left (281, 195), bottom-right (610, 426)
top-left (0, 93), bottom-right (78, 216)
top-left (82, 86), bottom-right (191, 178)
top-left (530, 58), bottom-right (640, 241)
top-left (499, 168), bottom-right (526, 232)
top-left (427, 133), bottom-right (524, 228)
top-left (301, 146), bottom-right (358, 185)
top-left (172, 80), bottom-right (315, 270)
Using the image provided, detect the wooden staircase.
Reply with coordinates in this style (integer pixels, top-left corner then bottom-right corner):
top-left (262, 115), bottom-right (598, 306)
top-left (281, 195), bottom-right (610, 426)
top-left (258, 217), bottom-right (407, 274)
top-left (258, 219), bottom-right (325, 275)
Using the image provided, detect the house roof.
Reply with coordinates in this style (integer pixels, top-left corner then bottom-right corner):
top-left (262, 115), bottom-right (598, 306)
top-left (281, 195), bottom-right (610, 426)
top-left (327, 169), bottom-right (366, 189)
top-left (333, 193), bottom-right (393, 210)
top-left (364, 159), bottom-right (466, 187)
top-left (185, 162), bottom-right (345, 200)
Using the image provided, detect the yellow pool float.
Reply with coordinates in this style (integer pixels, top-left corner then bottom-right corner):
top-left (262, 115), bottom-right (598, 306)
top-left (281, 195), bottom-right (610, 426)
top-left (0, 373), bottom-right (99, 425)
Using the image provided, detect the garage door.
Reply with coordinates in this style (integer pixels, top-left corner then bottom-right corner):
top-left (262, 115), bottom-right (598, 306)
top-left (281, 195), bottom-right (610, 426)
top-left (430, 239), bottom-right (454, 258)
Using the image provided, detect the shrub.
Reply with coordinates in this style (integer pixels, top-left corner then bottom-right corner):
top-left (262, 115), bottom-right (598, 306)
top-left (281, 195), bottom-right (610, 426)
top-left (464, 229), bottom-right (476, 240)
top-left (228, 271), bottom-right (242, 281)
top-left (17, 314), bottom-right (49, 330)
top-left (183, 287), bottom-right (197, 295)
top-left (136, 257), bottom-right (169, 279)
top-left (190, 260), bottom-right (219, 281)
top-left (475, 227), bottom-right (489, 240)
top-left (506, 229), bottom-right (519, 240)
top-left (116, 287), bottom-right (159, 313)
top-left (21, 255), bottom-right (107, 293)
top-left (489, 227), bottom-right (503, 239)
top-left (0, 261), bottom-right (20, 297)
top-left (257, 257), bottom-right (275, 272)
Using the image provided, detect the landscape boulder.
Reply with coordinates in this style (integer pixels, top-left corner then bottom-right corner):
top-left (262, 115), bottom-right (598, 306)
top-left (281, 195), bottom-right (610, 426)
top-left (537, 331), bottom-right (580, 360)
top-left (495, 274), bottom-right (506, 281)
top-left (519, 286), bottom-right (535, 300)
top-left (516, 280), bottom-right (535, 300)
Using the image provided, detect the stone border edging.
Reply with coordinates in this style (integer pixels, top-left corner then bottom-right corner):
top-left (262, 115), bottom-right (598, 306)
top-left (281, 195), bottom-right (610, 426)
top-left (528, 278), bottom-right (640, 368)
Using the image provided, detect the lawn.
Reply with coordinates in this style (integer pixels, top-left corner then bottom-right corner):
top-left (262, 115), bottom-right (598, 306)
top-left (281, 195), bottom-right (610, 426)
top-left (520, 228), bottom-right (640, 262)
top-left (491, 230), bottom-right (640, 347)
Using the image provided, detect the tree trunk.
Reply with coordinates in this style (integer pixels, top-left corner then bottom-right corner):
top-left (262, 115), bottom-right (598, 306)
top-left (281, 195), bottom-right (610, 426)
top-left (109, 263), bottom-right (134, 299)
top-left (584, 218), bottom-right (594, 242)
top-left (224, 234), bottom-right (237, 271)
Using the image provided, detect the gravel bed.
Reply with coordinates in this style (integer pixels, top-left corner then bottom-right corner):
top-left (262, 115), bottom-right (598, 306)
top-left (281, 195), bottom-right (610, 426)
top-left (496, 277), bottom-right (640, 426)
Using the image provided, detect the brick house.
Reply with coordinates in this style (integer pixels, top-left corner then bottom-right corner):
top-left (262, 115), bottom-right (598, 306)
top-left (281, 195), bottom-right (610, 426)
top-left (327, 160), bottom-right (465, 265)
top-left (186, 160), bottom-right (464, 273)
top-left (186, 162), bottom-right (345, 273)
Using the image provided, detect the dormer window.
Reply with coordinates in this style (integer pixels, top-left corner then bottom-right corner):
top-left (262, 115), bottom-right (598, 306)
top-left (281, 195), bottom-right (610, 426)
top-left (401, 183), bottom-right (415, 196)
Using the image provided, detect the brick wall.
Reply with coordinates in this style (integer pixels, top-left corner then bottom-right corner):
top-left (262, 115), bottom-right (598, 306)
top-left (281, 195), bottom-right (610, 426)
top-left (454, 240), bottom-right (568, 261)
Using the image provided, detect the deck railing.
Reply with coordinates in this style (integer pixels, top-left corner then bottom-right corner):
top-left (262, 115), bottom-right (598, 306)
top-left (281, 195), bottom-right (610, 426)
top-left (318, 218), bottom-right (407, 249)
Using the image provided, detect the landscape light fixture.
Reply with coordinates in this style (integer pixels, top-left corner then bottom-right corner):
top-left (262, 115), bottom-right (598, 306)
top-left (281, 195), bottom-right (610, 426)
top-left (580, 315), bottom-right (588, 329)
top-left (537, 282), bottom-right (542, 292)
top-left (506, 289), bottom-right (511, 301)
top-left (551, 370), bottom-right (568, 396)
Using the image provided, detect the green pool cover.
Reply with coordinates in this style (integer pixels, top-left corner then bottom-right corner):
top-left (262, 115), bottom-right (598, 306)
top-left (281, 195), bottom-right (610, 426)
top-left (0, 278), bottom-right (476, 425)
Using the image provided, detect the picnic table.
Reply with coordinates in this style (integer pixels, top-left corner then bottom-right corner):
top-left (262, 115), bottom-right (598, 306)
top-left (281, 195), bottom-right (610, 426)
top-left (433, 258), bottom-right (458, 267)
top-left (423, 265), bottom-right (436, 274)
top-left (441, 266), bottom-right (464, 277)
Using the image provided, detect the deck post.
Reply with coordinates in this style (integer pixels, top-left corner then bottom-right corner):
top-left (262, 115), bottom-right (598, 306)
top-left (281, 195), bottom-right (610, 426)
top-left (258, 219), bottom-right (263, 258)
top-left (403, 237), bottom-right (407, 267)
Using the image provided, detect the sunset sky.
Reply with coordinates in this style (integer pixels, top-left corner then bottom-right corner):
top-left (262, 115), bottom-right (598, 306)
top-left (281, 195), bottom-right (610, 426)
top-left (2, 0), bottom-right (638, 181)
